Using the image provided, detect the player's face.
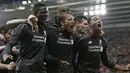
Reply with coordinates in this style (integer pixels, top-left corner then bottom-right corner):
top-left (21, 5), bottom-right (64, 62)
top-left (75, 19), bottom-right (88, 26)
top-left (77, 24), bottom-right (89, 34)
top-left (81, 19), bottom-right (88, 26)
top-left (36, 7), bottom-right (49, 21)
top-left (61, 14), bottom-right (74, 33)
top-left (90, 15), bottom-right (102, 36)
top-left (4, 29), bottom-right (13, 41)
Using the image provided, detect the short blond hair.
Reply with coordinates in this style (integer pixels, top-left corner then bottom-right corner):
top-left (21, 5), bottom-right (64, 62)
top-left (57, 6), bottom-right (71, 15)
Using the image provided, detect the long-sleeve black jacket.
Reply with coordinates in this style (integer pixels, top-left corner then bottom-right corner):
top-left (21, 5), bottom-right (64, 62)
top-left (3, 22), bottom-right (60, 71)
top-left (74, 36), bottom-right (115, 73)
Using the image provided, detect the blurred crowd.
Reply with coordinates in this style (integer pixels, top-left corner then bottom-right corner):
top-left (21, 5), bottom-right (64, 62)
top-left (100, 27), bottom-right (130, 73)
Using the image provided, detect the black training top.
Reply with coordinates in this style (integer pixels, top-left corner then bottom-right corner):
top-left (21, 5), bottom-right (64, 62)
top-left (75, 36), bottom-right (115, 73)
top-left (4, 22), bottom-right (59, 72)
top-left (46, 16), bottom-right (75, 73)
top-left (47, 30), bottom-right (75, 72)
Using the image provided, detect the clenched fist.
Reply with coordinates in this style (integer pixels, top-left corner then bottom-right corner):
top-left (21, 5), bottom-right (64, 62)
top-left (59, 60), bottom-right (70, 67)
top-left (3, 54), bottom-right (13, 64)
top-left (7, 62), bottom-right (16, 70)
top-left (127, 64), bottom-right (130, 69)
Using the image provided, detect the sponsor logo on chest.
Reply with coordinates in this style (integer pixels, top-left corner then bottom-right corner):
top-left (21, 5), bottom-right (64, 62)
top-left (57, 37), bottom-right (74, 45)
top-left (87, 40), bottom-right (103, 52)
top-left (32, 35), bottom-right (46, 43)
top-left (32, 31), bottom-right (46, 43)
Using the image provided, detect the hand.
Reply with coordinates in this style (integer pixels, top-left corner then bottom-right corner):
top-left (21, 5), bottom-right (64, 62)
top-left (12, 46), bottom-right (18, 55)
top-left (121, 66), bottom-right (130, 71)
top-left (59, 60), bottom-right (70, 67)
top-left (3, 54), bottom-right (13, 64)
top-left (127, 64), bottom-right (130, 69)
top-left (123, 66), bottom-right (130, 71)
top-left (100, 30), bottom-right (105, 37)
top-left (114, 64), bottom-right (130, 71)
top-left (7, 62), bottom-right (16, 70)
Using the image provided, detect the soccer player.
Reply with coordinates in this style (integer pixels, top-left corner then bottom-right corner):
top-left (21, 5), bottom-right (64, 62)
top-left (73, 15), bottom-right (89, 37)
top-left (47, 11), bottom-right (75, 73)
top-left (2, 2), bottom-right (68, 73)
top-left (74, 15), bottom-right (130, 73)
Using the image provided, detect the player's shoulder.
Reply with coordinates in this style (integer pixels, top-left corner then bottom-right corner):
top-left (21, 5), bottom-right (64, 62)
top-left (13, 22), bottom-right (29, 34)
top-left (100, 37), bottom-right (107, 43)
top-left (81, 34), bottom-right (91, 40)
top-left (75, 35), bottom-right (91, 43)
top-left (100, 37), bottom-right (108, 48)
top-left (15, 22), bottom-right (27, 29)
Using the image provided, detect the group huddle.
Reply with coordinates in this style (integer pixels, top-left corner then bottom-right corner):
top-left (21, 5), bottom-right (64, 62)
top-left (0, 2), bottom-right (130, 73)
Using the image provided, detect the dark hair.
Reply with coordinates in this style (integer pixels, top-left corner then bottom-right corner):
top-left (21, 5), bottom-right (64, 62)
top-left (33, 2), bottom-right (46, 15)
top-left (88, 15), bottom-right (97, 24)
top-left (0, 25), bottom-right (11, 34)
top-left (74, 15), bottom-right (88, 22)
top-left (0, 25), bottom-right (5, 33)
